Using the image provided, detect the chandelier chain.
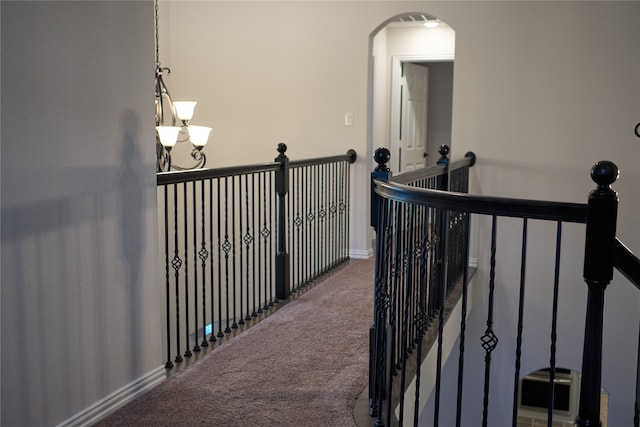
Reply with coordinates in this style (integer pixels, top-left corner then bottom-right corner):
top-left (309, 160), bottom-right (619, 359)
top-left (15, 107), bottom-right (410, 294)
top-left (154, 0), bottom-right (160, 66)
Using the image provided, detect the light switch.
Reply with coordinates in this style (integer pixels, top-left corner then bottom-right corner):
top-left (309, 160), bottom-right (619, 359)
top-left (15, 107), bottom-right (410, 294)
top-left (344, 112), bottom-right (354, 126)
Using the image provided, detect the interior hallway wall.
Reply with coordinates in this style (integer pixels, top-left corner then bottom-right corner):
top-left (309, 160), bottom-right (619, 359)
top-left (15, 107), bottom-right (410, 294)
top-left (1, 2), bottom-right (161, 425)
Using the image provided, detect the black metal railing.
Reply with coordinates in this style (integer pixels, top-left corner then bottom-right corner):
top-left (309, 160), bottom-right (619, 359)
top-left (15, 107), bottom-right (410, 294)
top-left (368, 149), bottom-right (640, 426)
top-left (369, 145), bottom-right (476, 425)
top-left (157, 145), bottom-right (356, 369)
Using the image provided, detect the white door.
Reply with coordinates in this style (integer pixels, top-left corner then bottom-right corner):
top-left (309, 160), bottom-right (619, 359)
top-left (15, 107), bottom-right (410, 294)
top-left (398, 62), bottom-right (429, 172)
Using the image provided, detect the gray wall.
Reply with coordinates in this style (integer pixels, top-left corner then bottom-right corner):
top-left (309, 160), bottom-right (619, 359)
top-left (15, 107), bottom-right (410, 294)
top-left (1, 2), bottom-right (160, 425)
top-left (425, 61), bottom-right (453, 164)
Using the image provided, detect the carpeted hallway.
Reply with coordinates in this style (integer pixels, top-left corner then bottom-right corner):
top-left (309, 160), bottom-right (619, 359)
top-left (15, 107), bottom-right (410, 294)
top-left (95, 258), bottom-right (374, 427)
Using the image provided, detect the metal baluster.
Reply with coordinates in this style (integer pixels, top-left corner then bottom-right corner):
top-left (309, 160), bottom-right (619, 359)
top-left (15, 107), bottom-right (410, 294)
top-left (163, 185), bottom-right (174, 368)
top-left (262, 171), bottom-right (270, 310)
top-left (428, 207), bottom-right (438, 319)
top-left (317, 164), bottom-right (323, 274)
top-left (288, 168), bottom-right (295, 291)
top-left (309, 165), bottom-right (315, 282)
top-left (635, 320), bottom-right (639, 427)
top-left (209, 179), bottom-right (216, 343)
top-left (372, 197), bottom-right (392, 426)
top-left (511, 218), bottom-right (528, 427)
top-left (217, 179), bottom-right (224, 337)
top-left (338, 160), bottom-right (344, 262)
top-left (238, 176), bottom-right (245, 326)
top-left (251, 173), bottom-right (257, 318)
top-left (481, 215), bottom-right (500, 427)
top-left (173, 183), bottom-right (183, 363)
top-left (257, 172), bottom-right (264, 314)
top-left (295, 167), bottom-right (302, 289)
top-left (200, 180), bottom-right (209, 348)
top-left (455, 213), bottom-right (472, 427)
top-left (287, 168), bottom-right (293, 290)
top-left (232, 175), bottom-right (238, 329)
top-left (345, 159), bottom-right (351, 260)
top-left (315, 163), bottom-right (320, 278)
top-left (547, 222), bottom-right (563, 425)
top-left (323, 162), bottom-right (329, 271)
top-left (309, 165), bottom-right (316, 280)
top-left (183, 182), bottom-right (192, 358)
top-left (302, 166), bottom-right (307, 283)
top-left (268, 171), bottom-right (274, 306)
top-left (434, 208), bottom-right (450, 427)
top-left (386, 200), bottom-right (400, 424)
top-left (325, 162), bottom-right (330, 269)
top-left (331, 161), bottom-right (338, 267)
top-left (223, 176), bottom-right (231, 334)
top-left (414, 205), bottom-right (432, 425)
top-left (244, 174), bottom-right (253, 322)
top-left (192, 181), bottom-right (200, 353)
top-left (398, 204), bottom-right (416, 425)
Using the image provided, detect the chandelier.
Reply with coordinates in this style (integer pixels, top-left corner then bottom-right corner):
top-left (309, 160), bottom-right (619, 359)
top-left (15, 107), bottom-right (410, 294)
top-left (154, 0), bottom-right (212, 172)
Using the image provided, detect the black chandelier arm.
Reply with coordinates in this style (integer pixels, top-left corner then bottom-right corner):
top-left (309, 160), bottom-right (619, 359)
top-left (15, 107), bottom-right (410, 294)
top-left (157, 146), bottom-right (207, 172)
top-left (157, 144), bottom-right (172, 172)
top-left (155, 67), bottom-right (178, 127)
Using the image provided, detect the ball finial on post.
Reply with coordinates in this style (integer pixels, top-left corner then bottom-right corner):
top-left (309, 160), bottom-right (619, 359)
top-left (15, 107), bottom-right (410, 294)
top-left (277, 143), bottom-right (287, 158)
top-left (590, 161), bottom-right (619, 188)
top-left (436, 144), bottom-right (450, 166)
top-left (374, 147), bottom-right (391, 172)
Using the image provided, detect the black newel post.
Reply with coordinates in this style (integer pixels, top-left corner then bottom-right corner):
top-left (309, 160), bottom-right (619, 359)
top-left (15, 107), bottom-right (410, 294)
top-left (437, 144), bottom-right (450, 191)
top-left (575, 161), bottom-right (619, 427)
top-left (275, 143), bottom-right (291, 300)
top-left (371, 147), bottom-right (392, 231)
top-left (434, 145), bottom-right (450, 298)
top-left (370, 147), bottom-right (392, 420)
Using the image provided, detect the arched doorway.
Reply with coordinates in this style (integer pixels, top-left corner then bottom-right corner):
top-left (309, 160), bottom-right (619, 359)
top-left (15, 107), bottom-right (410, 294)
top-left (367, 13), bottom-right (455, 173)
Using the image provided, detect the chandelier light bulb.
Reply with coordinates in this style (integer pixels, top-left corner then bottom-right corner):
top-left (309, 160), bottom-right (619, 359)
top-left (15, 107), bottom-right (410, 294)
top-left (173, 101), bottom-right (197, 122)
top-left (424, 19), bottom-right (440, 28)
top-left (189, 125), bottom-right (212, 147)
top-left (156, 126), bottom-right (181, 147)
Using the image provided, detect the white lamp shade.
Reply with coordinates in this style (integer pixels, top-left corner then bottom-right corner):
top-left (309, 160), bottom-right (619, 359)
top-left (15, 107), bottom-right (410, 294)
top-left (156, 126), bottom-right (181, 147)
top-left (188, 125), bottom-right (212, 147)
top-left (173, 101), bottom-right (197, 121)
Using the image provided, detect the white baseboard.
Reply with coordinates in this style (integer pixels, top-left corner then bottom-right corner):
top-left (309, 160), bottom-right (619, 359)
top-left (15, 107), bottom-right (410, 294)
top-left (349, 248), bottom-right (373, 259)
top-left (56, 366), bottom-right (166, 427)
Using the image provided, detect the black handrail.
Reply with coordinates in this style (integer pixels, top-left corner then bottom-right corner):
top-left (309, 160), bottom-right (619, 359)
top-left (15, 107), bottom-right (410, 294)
top-left (157, 162), bottom-right (280, 185)
top-left (614, 238), bottom-right (640, 289)
top-left (392, 164), bottom-right (446, 185)
top-left (157, 149), bottom-right (358, 185)
top-left (289, 148), bottom-right (357, 168)
top-left (373, 180), bottom-right (588, 223)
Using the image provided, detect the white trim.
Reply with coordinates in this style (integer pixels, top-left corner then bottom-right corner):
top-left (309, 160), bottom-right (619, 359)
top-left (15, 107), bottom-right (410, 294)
top-left (349, 248), bottom-right (374, 259)
top-left (56, 366), bottom-right (166, 427)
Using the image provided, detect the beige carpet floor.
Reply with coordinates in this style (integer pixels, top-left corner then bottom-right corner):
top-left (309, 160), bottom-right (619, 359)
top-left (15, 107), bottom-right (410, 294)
top-left (95, 258), bottom-right (374, 427)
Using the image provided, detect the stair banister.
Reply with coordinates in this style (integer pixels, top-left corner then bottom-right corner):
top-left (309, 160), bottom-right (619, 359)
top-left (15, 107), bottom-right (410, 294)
top-left (275, 143), bottom-right (291, 300)
top-left (576, 161), bottom-right (619, 427)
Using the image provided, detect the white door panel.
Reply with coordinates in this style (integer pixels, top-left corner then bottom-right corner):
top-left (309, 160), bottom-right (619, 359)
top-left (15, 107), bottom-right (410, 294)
top-left (399, 63), bottom-right (429, 172)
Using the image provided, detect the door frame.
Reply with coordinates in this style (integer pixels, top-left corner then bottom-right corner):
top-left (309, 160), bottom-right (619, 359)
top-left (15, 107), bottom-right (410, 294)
top-left (390, 54), bottom-right (454, 173)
